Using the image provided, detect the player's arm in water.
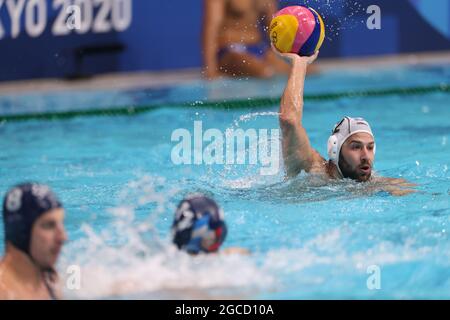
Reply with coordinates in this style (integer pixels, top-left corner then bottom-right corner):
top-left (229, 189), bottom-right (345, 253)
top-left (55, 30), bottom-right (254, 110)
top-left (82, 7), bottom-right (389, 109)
top-left (374, 177), bottom-right (417, 196)
top-left (202, 0), bottom-right (225, 79)
top-left (221, 247), bottom-right (250, 255)
top-left (277, 49), bottom-right (324, 177)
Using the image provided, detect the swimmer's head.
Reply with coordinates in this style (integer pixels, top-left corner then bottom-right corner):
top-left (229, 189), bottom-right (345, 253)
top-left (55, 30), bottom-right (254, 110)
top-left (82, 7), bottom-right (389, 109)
top-left (327, 117), bottom-right (376, 182)
top-left (171, 194), bottom-right (227, 254)
top-left (2, 183), bottom-right (67, 269)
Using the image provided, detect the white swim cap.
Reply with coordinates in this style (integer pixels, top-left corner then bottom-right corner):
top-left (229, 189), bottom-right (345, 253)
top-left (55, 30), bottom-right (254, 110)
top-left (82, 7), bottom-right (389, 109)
top-left (327, 116), bottom-right (375, 177)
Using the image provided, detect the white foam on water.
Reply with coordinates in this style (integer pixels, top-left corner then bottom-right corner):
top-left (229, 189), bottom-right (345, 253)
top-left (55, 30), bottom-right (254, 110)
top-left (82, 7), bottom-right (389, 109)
top-left (61, 241), bottom-right (274, 299)
top-left (260, 227), bottom-right (443, 284)
top-left (46, 192), bottom-right (450, 299)
top-left (58, 175), bottom-right (275, 299)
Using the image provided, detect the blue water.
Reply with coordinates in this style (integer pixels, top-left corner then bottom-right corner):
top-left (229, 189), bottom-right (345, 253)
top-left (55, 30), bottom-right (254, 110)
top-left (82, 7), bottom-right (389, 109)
top-left (0, 65), bottom-right (449, 299)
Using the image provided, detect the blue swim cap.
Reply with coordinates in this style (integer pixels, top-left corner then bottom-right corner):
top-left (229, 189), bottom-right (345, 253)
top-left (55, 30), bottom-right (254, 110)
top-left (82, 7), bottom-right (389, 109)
top-left (171, 194), bottom-right (227, 254)
top-left (2, 183), bottom-right (62, 255)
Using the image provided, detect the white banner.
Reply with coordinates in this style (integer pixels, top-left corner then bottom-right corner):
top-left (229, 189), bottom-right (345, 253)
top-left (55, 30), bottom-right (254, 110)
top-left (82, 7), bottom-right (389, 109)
top-left (0, 0), bottom-right (132, 40)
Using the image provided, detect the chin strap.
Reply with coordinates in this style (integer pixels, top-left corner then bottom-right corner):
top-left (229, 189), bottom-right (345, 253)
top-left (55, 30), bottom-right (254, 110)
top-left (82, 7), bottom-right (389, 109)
top-left (27, 252), bottom-right (58, 300)
top-left (42, 268), bottom-right (58, 300)
top-left (330, 161), bottom-right (344, 179)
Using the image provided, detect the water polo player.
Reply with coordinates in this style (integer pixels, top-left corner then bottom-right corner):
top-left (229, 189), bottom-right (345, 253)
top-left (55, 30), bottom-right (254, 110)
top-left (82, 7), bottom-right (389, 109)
top-left (274, 48), bottom-right (416, 195)
top-left (0, 183), bottom-right (67, 300)
top-left (268, 6), bottom-right (415, 194)
top-left (171, 194), bottom-right (227, 254)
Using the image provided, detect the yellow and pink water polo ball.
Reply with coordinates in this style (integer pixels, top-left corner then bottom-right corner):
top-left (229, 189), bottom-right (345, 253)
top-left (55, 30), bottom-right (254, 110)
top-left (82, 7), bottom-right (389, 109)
top-left (269, 5), bottom-right (325, 56)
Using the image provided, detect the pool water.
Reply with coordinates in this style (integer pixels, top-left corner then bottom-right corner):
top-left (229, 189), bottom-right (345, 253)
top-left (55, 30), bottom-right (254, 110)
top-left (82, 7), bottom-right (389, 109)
top-left (0, 65), bottom-right (449, 299)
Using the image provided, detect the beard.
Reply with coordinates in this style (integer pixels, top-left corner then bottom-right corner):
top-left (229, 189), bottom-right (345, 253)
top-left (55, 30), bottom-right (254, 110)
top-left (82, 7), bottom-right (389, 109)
top-left (338, 154), bottom-right (372, 182)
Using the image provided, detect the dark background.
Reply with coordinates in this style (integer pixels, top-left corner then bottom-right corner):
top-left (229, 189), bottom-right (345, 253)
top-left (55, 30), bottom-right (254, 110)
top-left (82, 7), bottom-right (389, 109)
top-left (0, 0), bottom-right (449, 81)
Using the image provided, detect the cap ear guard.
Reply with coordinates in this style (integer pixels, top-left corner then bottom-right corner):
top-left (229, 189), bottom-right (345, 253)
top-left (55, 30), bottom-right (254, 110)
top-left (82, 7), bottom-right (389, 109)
top-left (327, 134), bottom-right (339, 163)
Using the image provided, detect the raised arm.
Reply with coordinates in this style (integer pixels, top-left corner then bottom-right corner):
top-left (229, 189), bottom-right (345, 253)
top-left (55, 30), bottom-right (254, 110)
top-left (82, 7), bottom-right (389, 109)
top-left (277, 50), bottom-right (323, 177)
top-left (202, 0), bottom-right (225, 79)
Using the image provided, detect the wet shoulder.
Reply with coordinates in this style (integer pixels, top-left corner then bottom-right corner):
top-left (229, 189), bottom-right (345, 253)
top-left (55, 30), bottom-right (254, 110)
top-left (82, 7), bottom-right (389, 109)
top-left (308, 151), bottom-right (329, 176)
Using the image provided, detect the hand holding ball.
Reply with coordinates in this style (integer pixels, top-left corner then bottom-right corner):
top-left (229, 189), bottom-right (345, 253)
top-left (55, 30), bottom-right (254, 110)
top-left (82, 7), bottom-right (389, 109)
top-left (270, 6), bottom-right (325, 57)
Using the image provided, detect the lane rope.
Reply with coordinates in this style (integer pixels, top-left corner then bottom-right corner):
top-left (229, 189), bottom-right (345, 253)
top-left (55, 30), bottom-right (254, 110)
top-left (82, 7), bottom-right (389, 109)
top-left (0, 83), bottom-right (448, 122)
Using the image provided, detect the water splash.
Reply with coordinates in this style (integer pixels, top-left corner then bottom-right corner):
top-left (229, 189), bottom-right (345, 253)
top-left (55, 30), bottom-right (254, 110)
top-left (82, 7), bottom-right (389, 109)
top-left (300, 0), bottom-right (366, 42)
top-left (59, 176), bottom-right (274, 299)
